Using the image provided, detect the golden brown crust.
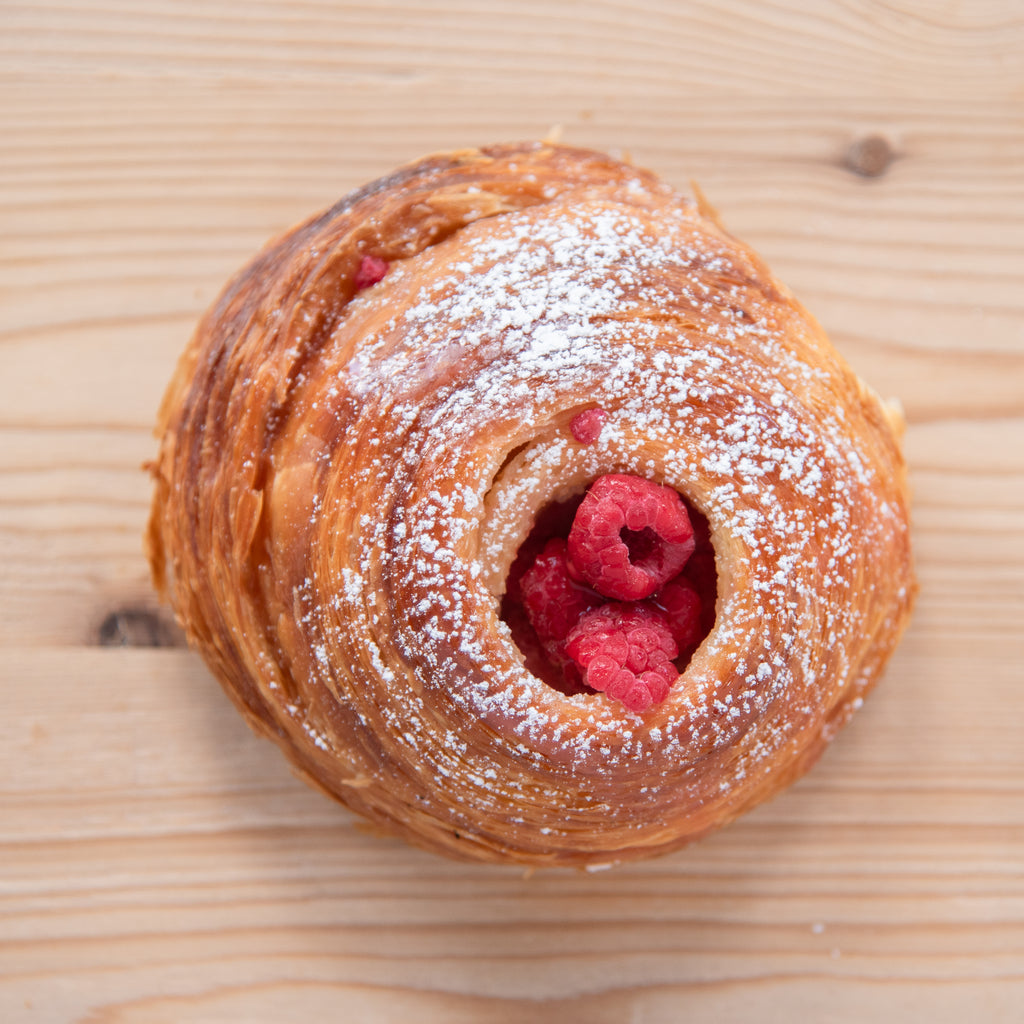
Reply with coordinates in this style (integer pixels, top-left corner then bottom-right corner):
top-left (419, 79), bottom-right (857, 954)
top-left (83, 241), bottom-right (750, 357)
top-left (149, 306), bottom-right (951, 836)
top-left (148, 143), bottom-right (915, 866)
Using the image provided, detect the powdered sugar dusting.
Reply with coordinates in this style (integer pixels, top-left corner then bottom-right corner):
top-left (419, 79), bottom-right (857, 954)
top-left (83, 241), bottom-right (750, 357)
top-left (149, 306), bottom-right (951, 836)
top-left (262, 164), bottom-right (912, 853)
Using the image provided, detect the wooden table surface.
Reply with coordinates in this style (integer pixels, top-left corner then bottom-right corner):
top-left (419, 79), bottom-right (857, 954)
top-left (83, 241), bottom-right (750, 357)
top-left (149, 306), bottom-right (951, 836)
top-left (2, 2), bottom-right (1023, 1020)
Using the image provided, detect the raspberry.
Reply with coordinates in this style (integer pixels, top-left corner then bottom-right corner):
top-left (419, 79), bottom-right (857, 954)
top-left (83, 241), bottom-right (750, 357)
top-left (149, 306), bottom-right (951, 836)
top-left (570, 407), bottom-right (607, 444)
top-left (567, 474), bottom-right (695, 601)
top-left (505, 496), bottom-right (583, 606)
top-left (354, 254), bottom-right (389, 290)
top-left (565, 603), bottom-right (678, 712)
top-left (499, 483), bottom-right (716, 705)
top-left (650, 576), bottom-right (704, 652)
top-left (519, 538), bottom-right (600, 670)
top-left (680, 510), bottom-right (718, 636)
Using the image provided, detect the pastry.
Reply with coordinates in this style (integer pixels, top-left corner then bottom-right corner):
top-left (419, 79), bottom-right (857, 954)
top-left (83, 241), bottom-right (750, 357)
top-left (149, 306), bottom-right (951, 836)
top-left (147, 142), bottom-right (915, 867)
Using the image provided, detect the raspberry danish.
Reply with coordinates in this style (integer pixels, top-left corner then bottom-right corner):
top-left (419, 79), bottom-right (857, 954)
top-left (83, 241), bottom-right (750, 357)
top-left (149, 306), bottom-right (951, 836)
top-left (147, 143), bottom-right (915, 866)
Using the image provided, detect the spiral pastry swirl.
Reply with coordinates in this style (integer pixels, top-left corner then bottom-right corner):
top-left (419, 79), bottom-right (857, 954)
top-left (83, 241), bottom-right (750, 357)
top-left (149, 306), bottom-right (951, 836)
top-left (148, 143), bottom-right (915, 866)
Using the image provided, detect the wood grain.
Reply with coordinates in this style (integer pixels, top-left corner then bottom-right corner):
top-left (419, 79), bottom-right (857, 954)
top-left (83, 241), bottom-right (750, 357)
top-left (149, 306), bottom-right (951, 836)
top-left (1, 1), bottom-right (1023, 1020)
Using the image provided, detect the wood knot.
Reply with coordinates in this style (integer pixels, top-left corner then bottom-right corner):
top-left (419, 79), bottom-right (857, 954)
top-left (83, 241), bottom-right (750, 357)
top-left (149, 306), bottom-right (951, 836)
top-left (844, 133), bottom-right (894, 178)
top-left (97, 607), bottom-right (181, 648)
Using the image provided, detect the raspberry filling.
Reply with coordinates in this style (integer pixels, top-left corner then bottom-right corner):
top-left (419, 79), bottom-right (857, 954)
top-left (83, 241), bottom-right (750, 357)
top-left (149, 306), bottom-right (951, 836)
top-left (500, 473), bottom-right (717, 712)
top-left (519, 538), bottom-right (601, 674)
top-left (354, 254), bottom-right (389, 290)
top-left (567, 474), bottom-right (696, 601)
top-left (565, 604), bottom-right (678, 713)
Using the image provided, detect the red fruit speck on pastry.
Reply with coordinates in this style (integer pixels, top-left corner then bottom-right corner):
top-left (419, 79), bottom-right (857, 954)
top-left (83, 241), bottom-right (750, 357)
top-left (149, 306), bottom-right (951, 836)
top-left (570, 407), bottom-right (607, 444)
top-left (567, 474), bottom-right (696, 601)
top-left (354, 254), bottom-right (389, 291)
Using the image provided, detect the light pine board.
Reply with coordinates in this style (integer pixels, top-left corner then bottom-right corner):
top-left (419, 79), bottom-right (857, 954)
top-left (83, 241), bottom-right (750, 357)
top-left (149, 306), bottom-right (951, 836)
top-left (2, 2), bottom-right (1023, 1021)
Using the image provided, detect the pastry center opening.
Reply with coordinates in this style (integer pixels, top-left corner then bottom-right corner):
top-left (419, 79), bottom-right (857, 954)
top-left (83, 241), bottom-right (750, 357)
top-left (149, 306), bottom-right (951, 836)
top-left (500, 473), bottom-right (717, 713)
